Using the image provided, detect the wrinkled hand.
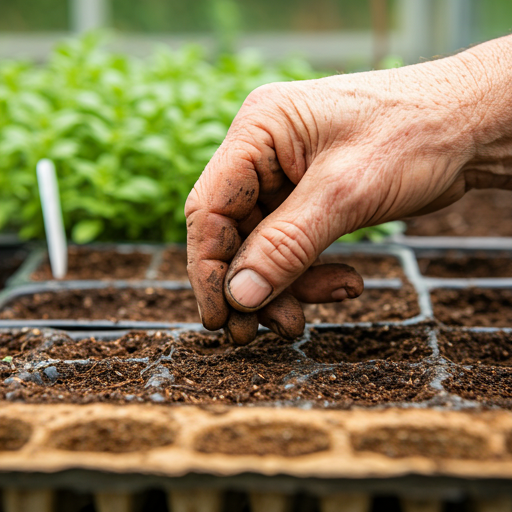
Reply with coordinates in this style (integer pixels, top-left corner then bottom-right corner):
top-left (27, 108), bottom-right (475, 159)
top-left (185, 36), bottom-right (512, 344)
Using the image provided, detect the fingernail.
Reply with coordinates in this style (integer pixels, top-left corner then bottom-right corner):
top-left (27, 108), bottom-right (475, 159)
top-left (331, 288), bottom-right (348, 301)
top-left (228, 269), bottom-right (272, 308)
top-left (197, 304), bottom-right (203, 323)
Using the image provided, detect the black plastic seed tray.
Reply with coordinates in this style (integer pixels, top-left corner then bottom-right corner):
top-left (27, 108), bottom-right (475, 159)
top-left (2, 322), bottom-right (511, 411)
top-left (0, 243), bottom-right (430, 330)
top-left (6, 242), bottom-right (188, 288)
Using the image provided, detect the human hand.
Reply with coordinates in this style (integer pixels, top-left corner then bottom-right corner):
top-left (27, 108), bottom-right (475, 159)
top-left (186, 36), bottom-right (512, 344)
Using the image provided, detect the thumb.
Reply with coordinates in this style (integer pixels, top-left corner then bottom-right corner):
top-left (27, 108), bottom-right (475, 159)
top-left (224, 173), bottom-right (345, 312)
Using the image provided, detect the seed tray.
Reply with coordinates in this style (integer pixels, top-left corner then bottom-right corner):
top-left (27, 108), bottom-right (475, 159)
top-left (0, 243), bottom-right (428, 330)
top-left (1, 326), bottom-right (512, 511)
top-left (6, 243), bottom-right (188, 288)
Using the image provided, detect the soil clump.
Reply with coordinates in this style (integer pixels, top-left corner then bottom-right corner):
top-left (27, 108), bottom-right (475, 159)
top-left (405, 189), bottom-right (512, 237)
top-left (32, 247), bottom-right (152, 281)
top-left (431, 288), bottom-right (512, 327)
top-left (0, 287), bottom-right (200, 323)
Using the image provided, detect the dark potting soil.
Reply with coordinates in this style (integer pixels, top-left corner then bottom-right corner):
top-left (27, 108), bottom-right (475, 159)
top-left (303, 284), bottom-right (420, 324)
top-left (156, 247), bottom-right (188, 280)
top-left (0, 285), bottom-right (419, 324)
top-left (303, 326), bottom-right (431, 363)
top-left (0, 252), bottom-right (25, 290)
top-left (431, 288), bottom-right (512, 327)
top-left (0, 287), bottom-right (200, 323)
top-left (351, 426), bottom-right (490, 459)
top-left (418, 253), bottom-right (512, 278)
top-left (31, 247), bottom-right (152, 281)
top-left (444, 366), bottom-right (512, 408)
top-left (439, 330), bottom-right (512, 366)
top-left (0, 330), bottom-right (435, 407)
top-left (319, 253), bottom-right (405, 280)
top-left (405, 189), bottom-right (512, 237)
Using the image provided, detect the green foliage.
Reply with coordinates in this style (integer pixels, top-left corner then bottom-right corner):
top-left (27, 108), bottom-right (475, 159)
top-left (0, 32), bottom-right (404, 244)
top-left (338, 221), bottom-right (406, 243)
top-left (0, 33), bottom-right (323, 243)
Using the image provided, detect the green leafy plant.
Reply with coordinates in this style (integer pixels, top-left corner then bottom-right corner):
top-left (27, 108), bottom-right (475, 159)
top-left (0, 32), bottom-right (404, 244)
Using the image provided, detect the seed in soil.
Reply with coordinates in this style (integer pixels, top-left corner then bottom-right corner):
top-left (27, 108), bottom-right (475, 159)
top-left (303, 284), bottom-right (420, 324)
top-left (405, 189), bottom-right (512, 237)
top-left (351, 426), bottom-right (490, 459)
top-left (418, 252), bottom-right (512, 278)
top-left (49, 418), bottom-right (176, 453)
top-left (31, 246), bottom-right (152, 281)
top-left (303, 326), bottom-right (432, 364)
top-left (0, 417), bottom-right (32, 450)
top-left (431, 288), bottom-right (512, 327)
top-left (194, 421), bottom-right (330, 457)
top-left (0, 287), bottom-right (200, 323)
top-left (438, 329), bottom-right (512, 366)
top-left (443, 366), bottom-right (512, 408)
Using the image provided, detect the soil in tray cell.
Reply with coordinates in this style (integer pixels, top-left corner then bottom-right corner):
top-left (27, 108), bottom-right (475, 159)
top-left (0, 330), bottom-right (436, 407)
top-left (319, 253), bottom-right (406, 280)
top-left (303, 326), bottom-right (432, 363)
top-left (31, 246), bottom-right (152, 281)
top-left (156, 247), bottom-right (188, 280)
top-left (0, 287), bottom-right (200, 323)
top-left (439, 330), bottom-right (512, 366)
top-left (431, 288), bottom-right (512, 327)
top-left (444, 366), bottom-right (512, 408)
top-left (405, 189), bottom-right (512, 237)
top-left (418, 253), bottom-right (512, 278)
top-left (303, 284), bottom-right (420, 323)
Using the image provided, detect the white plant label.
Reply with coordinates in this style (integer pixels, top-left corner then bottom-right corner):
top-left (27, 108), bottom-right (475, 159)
top-left (36, 159), bottom-right (68, 279)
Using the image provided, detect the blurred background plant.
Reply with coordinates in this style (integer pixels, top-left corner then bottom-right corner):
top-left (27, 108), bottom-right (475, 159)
top-left (0, 0), bottom-right (511, 244)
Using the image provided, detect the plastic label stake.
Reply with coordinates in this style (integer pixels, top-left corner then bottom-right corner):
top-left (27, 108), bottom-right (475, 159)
top-left (36, 159), bottom-right (68, 279)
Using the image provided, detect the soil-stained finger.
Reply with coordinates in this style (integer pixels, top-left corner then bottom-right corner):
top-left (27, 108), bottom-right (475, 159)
top-left (226, 310), bottom-right (259, 346)
top-left (187, 259), bottom-right (230, 331)
top-left (291, 263), bottom-right (364, 303)
top-left (258, 292), bottom-right (305, 340)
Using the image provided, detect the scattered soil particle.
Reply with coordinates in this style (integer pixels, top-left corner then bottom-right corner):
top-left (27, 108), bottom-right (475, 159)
top-left (156, 247), bottom-right (188, 280)
top-left (439, 330), bottom-right (512, 366)
top-left (32, 247), bottom-right (152, 281)
top-left (303, 326), bottom-right (431, 363)
top-left (351, 426), bottom-right (490, 459)
top-left (319, 253), bottom-right (405, 280)
top-left (303, 285), bottom-right (420, 324)
top-left (0, 251), bottom-right (25, 290)
top-left (418, 253), bottom-right (512, 278)
top-left (194, 421), bottom-right (330, 457)
top-left (49, 418), bottom-right (176, 453)
top-left (444, 366), bottom-right (512, 408)
top-left (0, 417), bottom-right (32, 450)
top-left (405, 189), bottom-right (512, 237)
top-left (431, 289), bottom-right (512, 327)
top-left (0, 329), bottom-right (47, 359)
top-left (0, 287), bottom-right (200, 323)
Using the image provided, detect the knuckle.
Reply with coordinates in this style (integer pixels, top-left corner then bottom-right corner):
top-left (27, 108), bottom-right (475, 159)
top-left (259, 221), bottom-right (316, 277)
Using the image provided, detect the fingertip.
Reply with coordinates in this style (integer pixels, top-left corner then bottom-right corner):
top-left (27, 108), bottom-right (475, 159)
top-left (226, 310), bottom-right (259, 346)
top-left (258, 293), bottom-right (305, 340)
